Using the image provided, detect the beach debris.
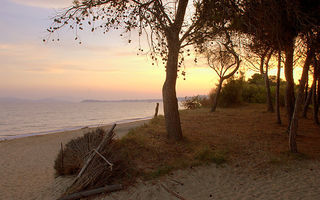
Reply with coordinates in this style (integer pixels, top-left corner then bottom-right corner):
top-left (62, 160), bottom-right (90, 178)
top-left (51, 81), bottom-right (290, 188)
top-left (160, 183), bottom-right (188, 200)
top-left (168, 177), bottom-right (184, 186)
top-left (58, 184), bottom-right (122, 200)
top-left (92, 148), bottom-right (113, 171)
top-left (54, 128), bottom-right (105, 176)
top-left (54, 123), bottom-right (133, 199)
top-left (72, 124), bottom-right (117, 185)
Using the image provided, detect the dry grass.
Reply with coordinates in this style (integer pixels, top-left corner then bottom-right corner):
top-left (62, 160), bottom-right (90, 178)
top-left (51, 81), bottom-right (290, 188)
top-left (54, 129), bottom-right (105, 176)
top-left (55, 104), bottom-right (320, 192)
top-left (119, 104), bottom-right (320, 178)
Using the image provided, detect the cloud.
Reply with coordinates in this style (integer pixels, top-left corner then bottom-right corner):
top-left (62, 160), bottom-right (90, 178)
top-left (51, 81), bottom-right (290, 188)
top-left (10, 0), bottom-right (73, 9)
top-left (0, 42), bottom-right (128, 74)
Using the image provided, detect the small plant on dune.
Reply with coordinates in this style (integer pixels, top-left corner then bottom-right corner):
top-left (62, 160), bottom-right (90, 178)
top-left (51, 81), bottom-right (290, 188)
top-left (144, 166), bottom-right (174, 180)
top-left (195, 146), bottom-right (226, 165)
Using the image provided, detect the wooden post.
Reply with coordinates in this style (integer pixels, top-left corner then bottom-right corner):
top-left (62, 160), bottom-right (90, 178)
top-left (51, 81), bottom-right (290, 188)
top-left (154, 103), bottom-right (159, 118)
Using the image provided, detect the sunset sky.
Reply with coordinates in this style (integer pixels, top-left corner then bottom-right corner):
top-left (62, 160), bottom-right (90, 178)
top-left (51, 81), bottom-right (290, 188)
top-left (0, 0), bottom-right (219, 101)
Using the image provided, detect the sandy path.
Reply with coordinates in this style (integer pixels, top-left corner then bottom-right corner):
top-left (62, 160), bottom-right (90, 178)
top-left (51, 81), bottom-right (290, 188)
top-left (103, 161), bottom-right (320, 200)
top-left (0, 120), bottom-right (149, 200)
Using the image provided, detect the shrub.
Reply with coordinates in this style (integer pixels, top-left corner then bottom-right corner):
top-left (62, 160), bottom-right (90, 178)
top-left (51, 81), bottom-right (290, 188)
top-left (242, 84), bottom-right (266, 103)
top-left (218, 78), bottom-right (244, 107)
top-left (195, 146), bottom-right (226, 165)
top-left (181, 95), bottom-right (204, 109)
top-left (208, 73), bottom-right (287, 108)
top-left (199, 95), bottom-right (212, 108)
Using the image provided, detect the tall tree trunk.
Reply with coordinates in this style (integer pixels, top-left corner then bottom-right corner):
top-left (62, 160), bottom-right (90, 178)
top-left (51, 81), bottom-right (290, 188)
top-left (163, 40), bottom-right (183, 141)
top-left (317, 78), bottom-right (320, 122)
top-left (162, 0), bottom-right (188, 141)
top-left (284, 38), bottom-right (295, 130)
top-left (302, 82), bottom-right (314, 118)
top-left (313, 79), bottom-right (319, 124)
top-left (211, 78), bottom-right (223, 112)
top-left (304, 73), bottom-right (309, 103)
top-left (265, 51), bottom-right (274, 112)
top-left (289, 45), bottom-right (315, 153)
top-left (313, 61), bottom-right (319, 125)
top-left (276, 50), bottom-right (282, 124)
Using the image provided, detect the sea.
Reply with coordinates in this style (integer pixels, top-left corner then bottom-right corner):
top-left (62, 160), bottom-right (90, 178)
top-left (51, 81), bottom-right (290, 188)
top-left (0, 100), bottom-right (166, 141)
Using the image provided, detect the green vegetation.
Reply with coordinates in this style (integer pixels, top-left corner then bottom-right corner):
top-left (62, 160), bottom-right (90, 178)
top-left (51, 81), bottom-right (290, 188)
top-left (195, 146), bottom-right (227, 165)
top-left (217, 73), bottom-right (287, 108)
top-left (182, 73), bottom-right (287, 110)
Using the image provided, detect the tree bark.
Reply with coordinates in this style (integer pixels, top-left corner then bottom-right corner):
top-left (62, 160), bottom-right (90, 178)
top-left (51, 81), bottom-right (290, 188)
top-left (276, 50), bottom-right (282, 124)
top-left (313, 61), bottom-right (319, 124)
top-left (162, 0), bottom-right (188, 141)
top-left (289, 45), bottom-right (315, 153)
top-left (211, 78), bottom-right (223, 112)
top-left (317, 78), bottom-right (320, 122)
top-left (313, 79), bottom-right (319, 124)
top-left (264, 50), bottom-right (274, 112)
top-left (302, 82), bottom-right (314, 118)
top-left (162, 37), bottom-right (183, 140)
top-left (304, 72), bottom-right (309, 103)
top-left (284, 38), bottom-right (295, 130)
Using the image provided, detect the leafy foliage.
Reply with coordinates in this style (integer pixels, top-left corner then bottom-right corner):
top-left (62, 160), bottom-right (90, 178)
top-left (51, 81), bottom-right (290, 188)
top-left (209, 73), bottom-right (287, 108)
top-left (47, 0), bottom-right (203, 70)
top-left (181, 95), bottom-right (210, 109)
top-left (218, 76), bottom-right (244, 107)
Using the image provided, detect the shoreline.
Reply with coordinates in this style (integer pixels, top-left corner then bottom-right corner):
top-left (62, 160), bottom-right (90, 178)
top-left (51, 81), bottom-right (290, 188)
top-left (0, 118), bottom-right (150, 200)
top-left (0, 115), bottom-right (153, 142)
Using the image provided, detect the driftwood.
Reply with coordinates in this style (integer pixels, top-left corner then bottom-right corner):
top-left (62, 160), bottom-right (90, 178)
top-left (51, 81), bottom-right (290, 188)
top-left (168, 178), bottom-right (184, 186)
top-left (58, 184), bottom-right (122, 200)
top-left (160, 183), bottom-right (187, 200)
top-left (72, 124), bottom-right (117, 185)
top-left (92, 149), bottom-right (113, 170)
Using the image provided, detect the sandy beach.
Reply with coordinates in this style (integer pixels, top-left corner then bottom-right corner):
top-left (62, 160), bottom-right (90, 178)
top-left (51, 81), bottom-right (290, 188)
top-left (104, 161), bottom-right (320, 200)
top-left (1, 118), bottom-right (320, 200)
top-left (0, 120), bottom-right (149, 200)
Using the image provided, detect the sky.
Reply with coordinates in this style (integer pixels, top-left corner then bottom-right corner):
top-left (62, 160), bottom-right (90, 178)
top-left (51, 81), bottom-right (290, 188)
top-left (0, 0), bottom-right (219, 101)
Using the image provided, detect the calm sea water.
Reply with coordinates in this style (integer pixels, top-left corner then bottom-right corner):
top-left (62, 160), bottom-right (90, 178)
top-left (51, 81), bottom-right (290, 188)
top-left (0, 101), bottom-right (164, 140)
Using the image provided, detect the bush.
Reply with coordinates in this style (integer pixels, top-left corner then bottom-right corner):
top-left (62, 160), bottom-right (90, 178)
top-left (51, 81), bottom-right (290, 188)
top-left (242, 84), bottom-right (266, 103)
top-left (182, 95), bottom-right (207, 109)
top-left (209, 73), bottom-right (287, 108)
top-left (218, 78), bottom-right (244, 107)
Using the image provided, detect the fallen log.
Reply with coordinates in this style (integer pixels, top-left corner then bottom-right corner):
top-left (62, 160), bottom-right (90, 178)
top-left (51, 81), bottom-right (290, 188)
top-left (58, 184), bottom-right (122, 200)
